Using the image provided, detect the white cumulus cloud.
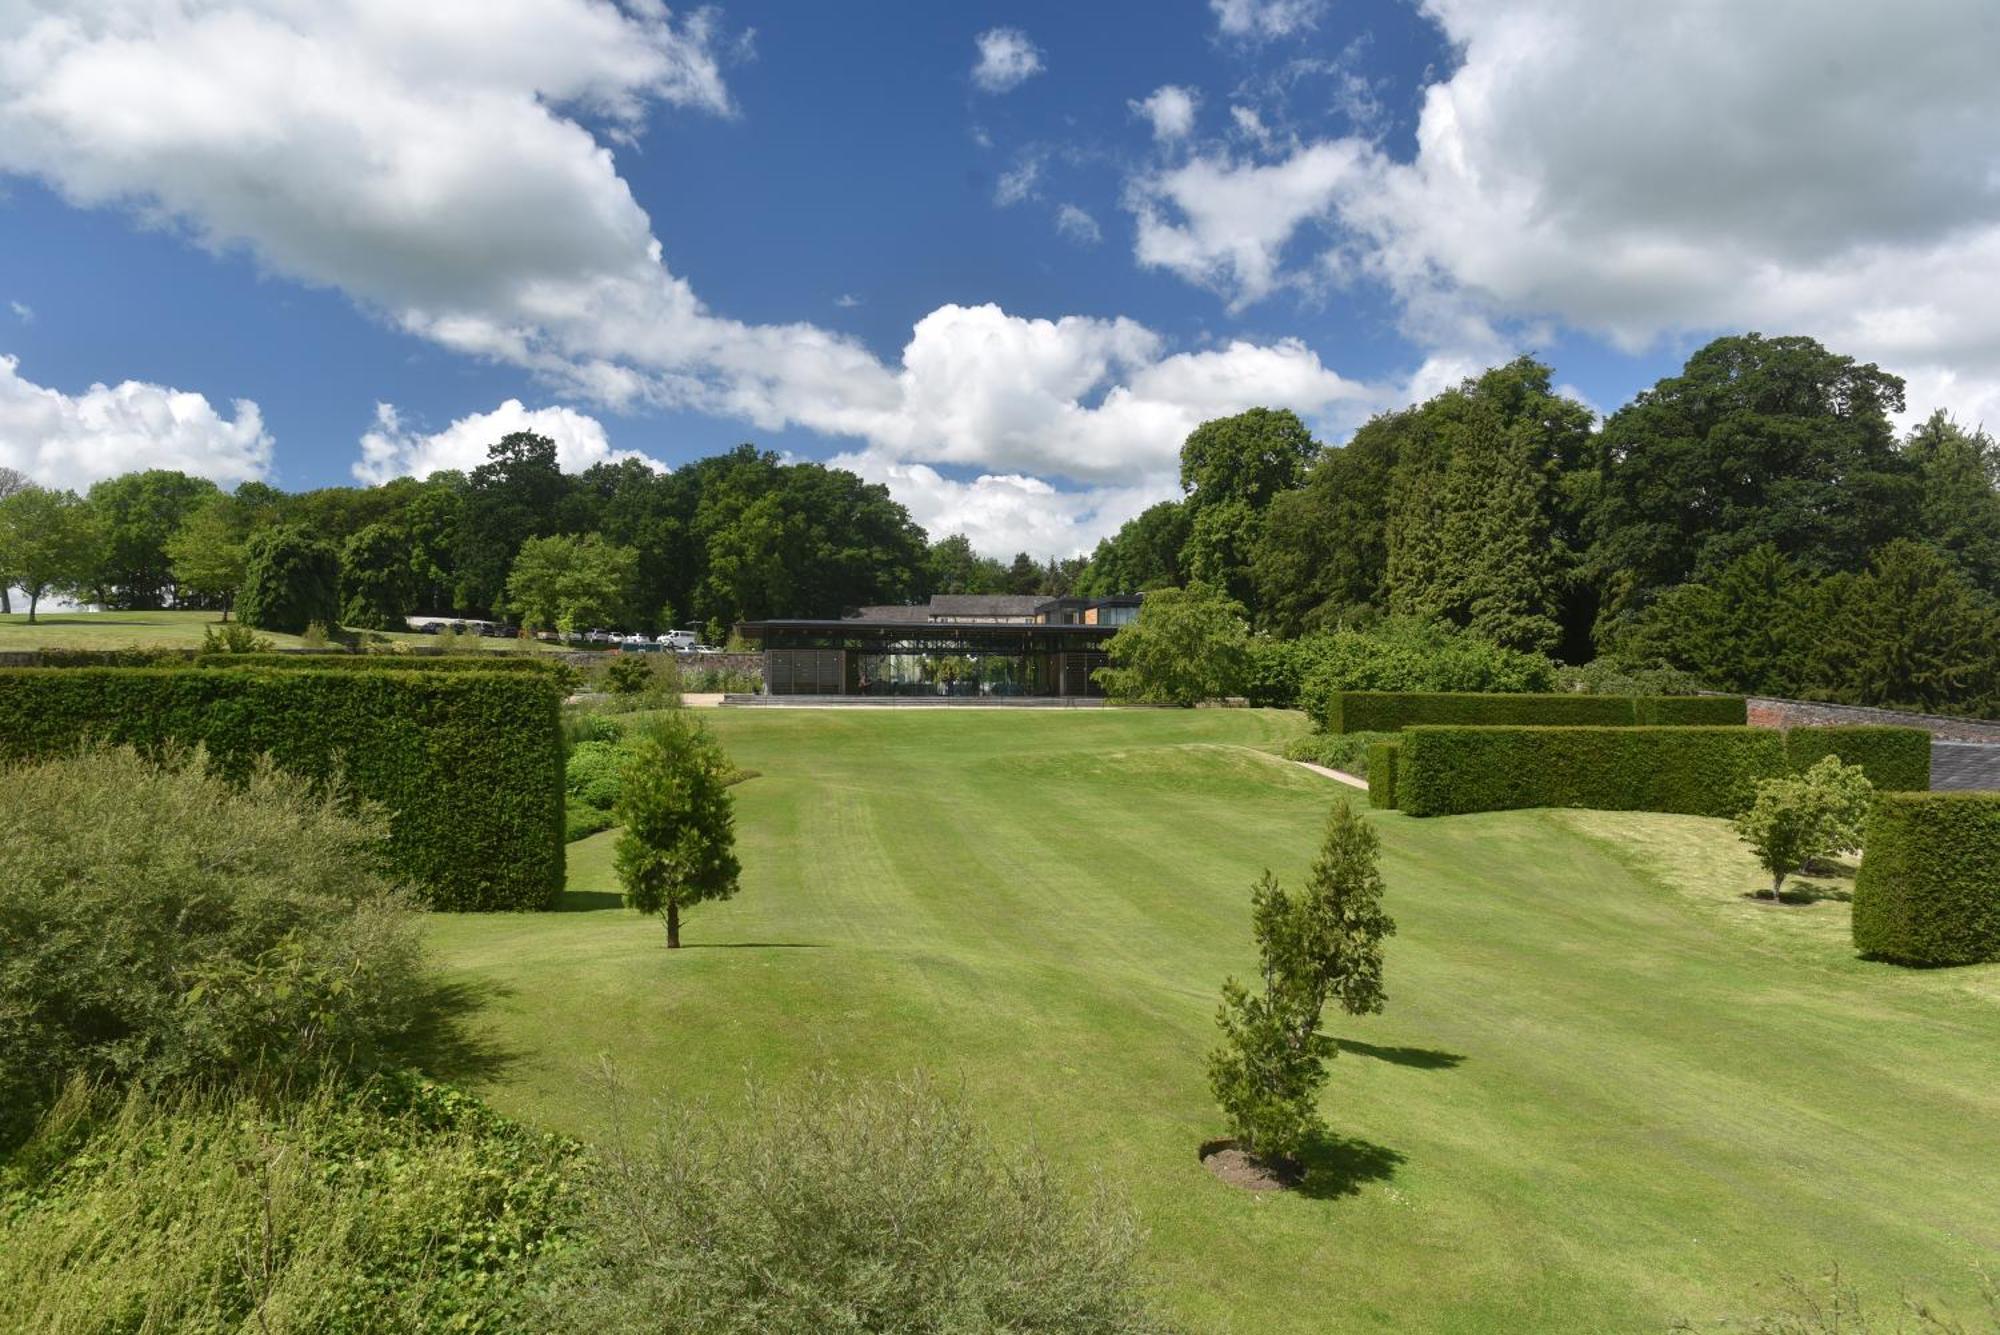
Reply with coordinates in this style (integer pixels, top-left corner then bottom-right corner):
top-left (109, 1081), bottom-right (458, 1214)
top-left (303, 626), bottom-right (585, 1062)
top-left (353, 399), bottom-right (661, 483)
top-left (971, 27), bottom-right (1043, 94)
top-left (1130, 85), bottom-right (1199, 142)
top-left (0, 355), bottom-right (271, 491)
top-left (0, 1), bottom-right (1391, 556)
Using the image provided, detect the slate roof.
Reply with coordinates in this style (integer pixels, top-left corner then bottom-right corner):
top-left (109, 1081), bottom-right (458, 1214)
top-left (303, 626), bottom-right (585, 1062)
top-left (924, 594), bottom-right (1047, 618)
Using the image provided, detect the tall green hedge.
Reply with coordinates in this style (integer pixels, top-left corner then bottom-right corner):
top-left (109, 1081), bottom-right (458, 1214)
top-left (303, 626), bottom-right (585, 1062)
top-left (1366, 741), bottom-right (1400, 810)
top-left (1397, 726), bottom-right (1790, 818)
top-left (196, 653), bottom-right (565, 675)
top-left (1853, 792), bottom-right (2000, 965)
top-left (0, 669), bottom-right (563, 911)
top-left (1784, 725), bottom-right (1930, 791)
top-left (1326, 691), bottom-right (1747, 734)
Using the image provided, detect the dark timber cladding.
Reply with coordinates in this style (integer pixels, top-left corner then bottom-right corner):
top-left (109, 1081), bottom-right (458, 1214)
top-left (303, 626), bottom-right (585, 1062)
top-left (739, 619), bottom-right (1117, 697)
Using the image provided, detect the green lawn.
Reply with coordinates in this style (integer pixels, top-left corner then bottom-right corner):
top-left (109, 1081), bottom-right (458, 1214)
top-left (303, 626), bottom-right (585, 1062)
top-left (0, 609), bottom-right (555, 652)
top-left (427, 709), bottom-right (2000, 1333)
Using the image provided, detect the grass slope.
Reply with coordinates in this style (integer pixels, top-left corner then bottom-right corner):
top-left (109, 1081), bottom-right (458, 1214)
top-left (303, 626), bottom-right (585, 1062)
top-left (427, 709), bottom-right (2000, 1333)
top-left (0, 609), bottom-right (555, 652)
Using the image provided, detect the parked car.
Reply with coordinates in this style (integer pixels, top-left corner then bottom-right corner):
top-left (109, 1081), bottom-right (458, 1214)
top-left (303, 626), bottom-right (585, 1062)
top-left (416, 622), bottom-right (440, 634)
top-left (658, 629), bottom-right (698, 652)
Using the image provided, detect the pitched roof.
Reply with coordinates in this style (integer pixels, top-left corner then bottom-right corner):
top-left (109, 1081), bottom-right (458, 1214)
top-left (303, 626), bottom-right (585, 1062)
top-left (844, 604), bottom-right (927, 622)
top-left (926, 594), bottom-right (1046, 617)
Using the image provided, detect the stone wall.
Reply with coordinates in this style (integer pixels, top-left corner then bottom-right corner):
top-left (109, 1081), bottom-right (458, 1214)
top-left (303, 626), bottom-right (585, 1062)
top-left (1745, 696), bottom-right (2000, 742)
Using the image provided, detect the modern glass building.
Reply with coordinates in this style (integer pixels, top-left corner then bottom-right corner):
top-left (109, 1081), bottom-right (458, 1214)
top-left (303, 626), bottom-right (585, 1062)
top-left (737, 594), bottom-right (1141, 698)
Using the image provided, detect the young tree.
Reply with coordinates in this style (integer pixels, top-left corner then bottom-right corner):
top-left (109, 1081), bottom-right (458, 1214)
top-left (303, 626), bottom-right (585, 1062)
top-left (1208, 803), bottom-right (1395, 1165)
top-left (1096, 581), bottom-right (1250, 706)
top-left (0, 487), bottom-right (102, 622)
top-left (165, 494), bottom-right (253, 619)
top-left (1733, 758), bottom-right (1873, 903)
top-left (614, 714), bottom-right (741, 949)
top-left (236, 525), bottom-right (342, 634)
top-left (505, 532), bottom-right (638, 632)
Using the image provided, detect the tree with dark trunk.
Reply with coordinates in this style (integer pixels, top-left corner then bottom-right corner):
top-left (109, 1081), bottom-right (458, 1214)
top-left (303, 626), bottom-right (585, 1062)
top-left (613, 712), bottom-right (741, 949)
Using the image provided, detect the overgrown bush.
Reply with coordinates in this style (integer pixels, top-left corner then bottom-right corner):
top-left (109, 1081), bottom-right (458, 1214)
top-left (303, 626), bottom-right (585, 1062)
top-left (533, 1072), bottom-right (1168, 1334)
top-left (0, 746), bottom-right (433, 1150)
top-left (589, 654), bottom-right (683, 711)
top-left (0, 1076), bottom-right (579, 1334)
top-left (1245, 636), bottom-right (1314, 708)
top-left (1557, 659), bottom-right (1708, 697)
top-left (200, 620), bottom-right (274, 654)
top-left (566, 739), bottom-right (626, 811)
top-left (561, 706), bottom-right (627, 748)
top-left (680, 665), bottom-right (764, 694)
top-left (1295, 618), bottom-right (1557, 729)
top-left (1397, 725), bottom-right (1791, 818)
top-left (0, 667), bottom-right (565, 911)
top-left (1282, 730), bottom-right (1393, 776)
top-left (565, 802), bottom-right (616, 843)
top-left (1853, 792), bottom-right (2000, 965)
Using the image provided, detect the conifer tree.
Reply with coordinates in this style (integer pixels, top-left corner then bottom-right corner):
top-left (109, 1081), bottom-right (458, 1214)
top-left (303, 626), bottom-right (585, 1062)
top-left (1208, 803), bottom-right (1395, 1164)
top-left (614, 713), bottom-right (741, 949)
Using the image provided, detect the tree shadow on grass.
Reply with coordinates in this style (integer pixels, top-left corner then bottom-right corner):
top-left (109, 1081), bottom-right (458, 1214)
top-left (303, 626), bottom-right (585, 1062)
top-left (388, 975), bottom-right (521, 1086)
top-left (1333, 1037), bottom-right (1467, 1070)
top-left (1741, 881), bottom-right (1852, 906)
top-left (1293, 1132), bottom-right (1407, 1200)
top-left (558, 890), bottom-right (626, 912)
top-left (678, 942), bottom-right (827, 950)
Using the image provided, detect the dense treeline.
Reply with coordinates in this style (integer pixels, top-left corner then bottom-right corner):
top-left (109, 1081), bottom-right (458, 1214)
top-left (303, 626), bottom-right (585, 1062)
top-left (0, 441), bottom-right (1086, 639)
top-left (3, 330), bottom-right (1996, 712)
top-left (1085, 334), bottom-right (2000, 716)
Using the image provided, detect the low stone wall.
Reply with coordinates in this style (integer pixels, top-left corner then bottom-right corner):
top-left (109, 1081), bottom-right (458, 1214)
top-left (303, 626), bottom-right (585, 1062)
top-left (1745, 696), bottom-right (2000, 743)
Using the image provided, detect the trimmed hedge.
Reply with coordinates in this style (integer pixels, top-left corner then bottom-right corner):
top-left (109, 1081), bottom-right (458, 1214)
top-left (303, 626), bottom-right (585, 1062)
top-left (1397, 725), bottom-right (1790, 818)
top-left (1853, 792), bottom-right (2000, 965)
top-left (0, 668), bottom-right (563, 911)
top-left (196, 653), bottom-right (566, 675)
top-left (1784, 725), bottom-right (1930, 792)
top-left (1633, 696), bottom-right (1751, 726)
top-left (1366, 741), bottom-right (1400, 810)
top-left (1326, 691), bottom-right (1747, 734)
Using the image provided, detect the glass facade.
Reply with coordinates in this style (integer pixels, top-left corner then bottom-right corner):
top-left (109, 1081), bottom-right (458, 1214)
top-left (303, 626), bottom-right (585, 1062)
top-left (749, 623), bottom-right (1114, 697)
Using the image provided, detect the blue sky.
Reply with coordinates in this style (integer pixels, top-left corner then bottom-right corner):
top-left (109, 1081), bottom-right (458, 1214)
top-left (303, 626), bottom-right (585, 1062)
top-left (3, 1), bottom-right (1997, 554)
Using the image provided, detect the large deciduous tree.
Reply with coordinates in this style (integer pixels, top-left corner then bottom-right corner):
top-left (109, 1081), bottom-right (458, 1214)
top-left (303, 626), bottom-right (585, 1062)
top-left (1177, 408), bottom-right (1323, 616)
top-left (1075, 500), bottom-right (1190, 596)
top-left (339, 523), bottom-right (416, 630)
top-left (237, 525), bottom-right (342, 634)
top-left (165, 493), bottom-right (257, 620)
top-left (1590, 333), bottom-right (1920, 633)
top-left (85, 470), bottom-right (222, 609)
top-left (505, 532), bottom-right (638, 634)
top-left (457, 433), bottom-right (569, 614)
top-left (1096, 581), bottom-right (1250, 706)
top-left (0, 487), bottom-right (102, 622)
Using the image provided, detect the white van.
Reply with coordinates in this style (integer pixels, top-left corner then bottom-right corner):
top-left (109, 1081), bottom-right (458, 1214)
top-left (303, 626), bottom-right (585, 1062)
top-left (657, 629), bottom-right (699, 652)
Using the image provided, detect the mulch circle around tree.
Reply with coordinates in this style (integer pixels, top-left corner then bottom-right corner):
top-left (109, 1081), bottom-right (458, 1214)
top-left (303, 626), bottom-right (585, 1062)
top-left (1199, 1138), bottom-right (1302, 1192)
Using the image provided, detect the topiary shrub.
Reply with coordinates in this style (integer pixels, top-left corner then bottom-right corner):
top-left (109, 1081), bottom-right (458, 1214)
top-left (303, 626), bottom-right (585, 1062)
top-left (0, 668), bottom-right (564, 911)
top-left (237, 525), bottom-right (342, 634)
top-left (1366, 741), bottom-right (1399, 809)
top-left (1397, 725), bottom-right (1790, 818)
top-left (1783, 725), bottom-right (1930, 792)
top-left (0, 746), bottom-right (432, 1149)
top-left (196, 652), bottom-right (565, 676)
top-left (1632, 695), bottom-right (1750, 725)
top-left (1852, 792), bottom-right (2000, 965)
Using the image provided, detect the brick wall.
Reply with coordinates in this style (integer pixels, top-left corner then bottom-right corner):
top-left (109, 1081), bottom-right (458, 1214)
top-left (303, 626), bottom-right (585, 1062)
top-left (1744, 696), bottom-right (2000, 742)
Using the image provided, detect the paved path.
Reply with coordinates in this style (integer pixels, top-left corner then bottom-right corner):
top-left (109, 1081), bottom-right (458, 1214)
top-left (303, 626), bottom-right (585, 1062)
top-left (1292, 760), bottom-right (1368, 791)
